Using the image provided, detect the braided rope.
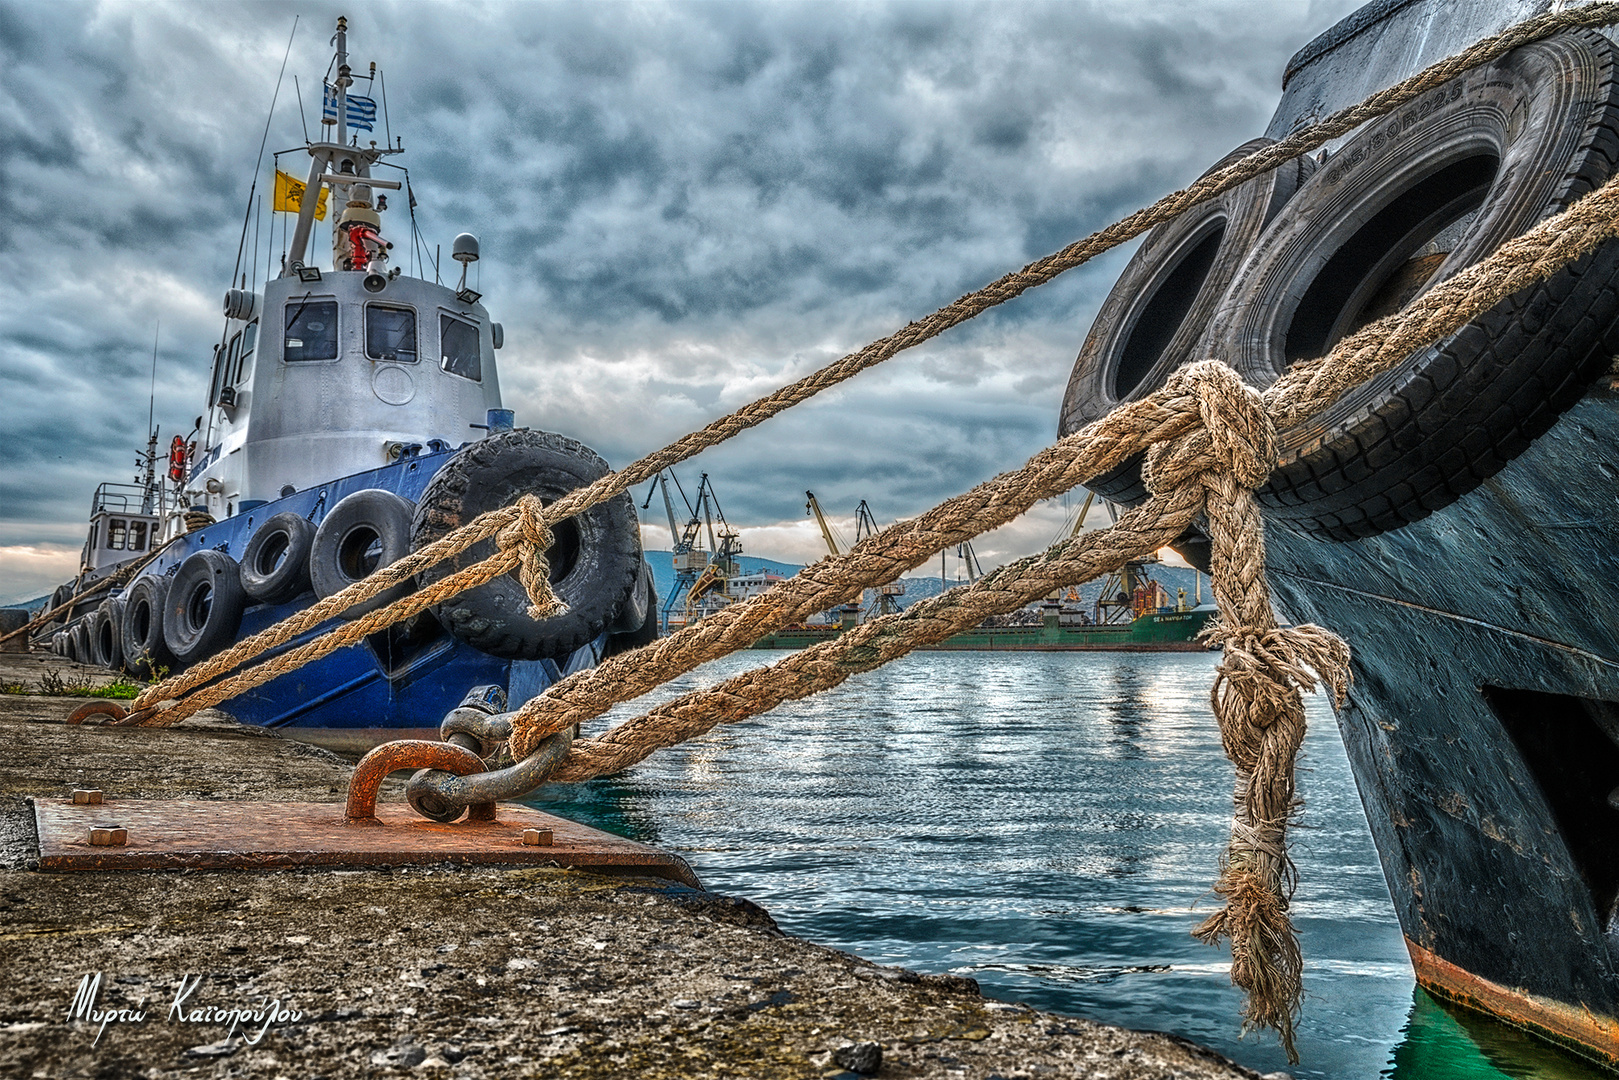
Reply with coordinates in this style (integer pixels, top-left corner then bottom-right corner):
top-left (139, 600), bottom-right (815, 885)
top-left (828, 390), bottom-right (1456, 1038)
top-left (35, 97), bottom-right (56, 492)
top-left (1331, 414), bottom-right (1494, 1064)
top-left (516, 170), bottom-right (1619, 1061)
top-left (130, 1), bottom-right (1619, 724)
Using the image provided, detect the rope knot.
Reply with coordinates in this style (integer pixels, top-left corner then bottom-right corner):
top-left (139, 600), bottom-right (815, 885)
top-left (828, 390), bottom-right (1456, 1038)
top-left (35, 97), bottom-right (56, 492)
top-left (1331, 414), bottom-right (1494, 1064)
top-left (497, 494), bottom-right (569, 621)
top-left (1206, 622), bottom-right (1352, 720)
top-left (1144, 361), bottom-right (1277, 494)
top-left (1182, 360), bottom-right (1277, 487)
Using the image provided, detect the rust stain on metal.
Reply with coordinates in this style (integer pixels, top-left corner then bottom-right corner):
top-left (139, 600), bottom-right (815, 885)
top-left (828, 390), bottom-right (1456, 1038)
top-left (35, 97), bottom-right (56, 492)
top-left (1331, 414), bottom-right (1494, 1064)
top-left (344, 739), bottom-right (492, 822)
top-left (30, 796), bottom-right (701, 889)
top-left (1406, 937), bottom-right (1619, 1069)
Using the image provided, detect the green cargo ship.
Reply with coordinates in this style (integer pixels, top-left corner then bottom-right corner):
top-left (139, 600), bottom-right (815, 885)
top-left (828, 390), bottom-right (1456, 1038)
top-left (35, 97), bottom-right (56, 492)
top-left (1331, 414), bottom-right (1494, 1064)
top-left (749, 605), bottom-right (1215, 651)
top-left (750, 559), bottom-right (1215, 652)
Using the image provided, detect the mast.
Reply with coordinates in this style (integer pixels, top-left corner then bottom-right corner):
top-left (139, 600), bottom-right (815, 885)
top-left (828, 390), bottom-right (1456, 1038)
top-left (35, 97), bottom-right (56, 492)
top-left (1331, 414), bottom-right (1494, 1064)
top-left (332, 16), bottom-right (349, 152)
top-left (283, 16), bottom-right (402, 277)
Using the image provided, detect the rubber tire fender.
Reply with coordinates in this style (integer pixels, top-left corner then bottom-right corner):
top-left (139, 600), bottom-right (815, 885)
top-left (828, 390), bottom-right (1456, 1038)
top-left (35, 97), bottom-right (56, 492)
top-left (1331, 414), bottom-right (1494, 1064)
top-left (68, 620), bottom-right (90, 665)
top-left (121, 574), bottom-right (177, 678)
top-left (412, 429), bottom-right (643, 661)
top-left (239, 511), bottom-right (316, 605)
top-left (47, 583), bottom-right (74, 628)
top-left (91, 599), bottom-right (125, 671)
top-left (309, 489), bottom-right (417, 618)
top-left (51, 630), bottom-right (67, 657)
top-left (163, 549), bottom-right (249, 667)
top-left (1212, 31), bottom-right (1619, 541)
top-left (1058, 137), bottom-right (1315, 505)
top-left (603, 566), bottom-right (659, 659)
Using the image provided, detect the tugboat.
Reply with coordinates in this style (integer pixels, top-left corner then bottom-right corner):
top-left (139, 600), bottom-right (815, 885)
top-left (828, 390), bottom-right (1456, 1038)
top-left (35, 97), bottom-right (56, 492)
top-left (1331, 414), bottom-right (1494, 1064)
top-left (37, 18), bottom-right (654, 750)
top-left (1062, 1), bottom-right (1619, 1066)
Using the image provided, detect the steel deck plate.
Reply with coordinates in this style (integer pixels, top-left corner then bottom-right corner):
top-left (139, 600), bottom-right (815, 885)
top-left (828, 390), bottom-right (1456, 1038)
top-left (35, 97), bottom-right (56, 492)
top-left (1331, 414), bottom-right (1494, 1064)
top-left (30, 797), bottom-right (701, 888)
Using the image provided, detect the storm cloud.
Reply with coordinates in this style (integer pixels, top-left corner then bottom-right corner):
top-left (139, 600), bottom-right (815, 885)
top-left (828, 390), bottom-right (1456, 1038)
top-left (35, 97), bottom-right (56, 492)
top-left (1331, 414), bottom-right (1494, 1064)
top-left (0, 0), bottom-right (1358, 603)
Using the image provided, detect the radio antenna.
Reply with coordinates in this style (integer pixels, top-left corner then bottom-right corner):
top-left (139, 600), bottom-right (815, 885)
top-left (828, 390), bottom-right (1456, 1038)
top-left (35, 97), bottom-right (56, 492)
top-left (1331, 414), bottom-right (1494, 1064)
top-left (147, 321), bottom-right (159, 441)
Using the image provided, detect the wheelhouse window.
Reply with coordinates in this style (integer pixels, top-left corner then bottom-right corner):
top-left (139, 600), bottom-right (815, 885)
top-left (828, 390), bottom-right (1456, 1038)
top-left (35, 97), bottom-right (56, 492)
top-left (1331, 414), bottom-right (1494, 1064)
top-left (366, 305), bottom-right (418, 363)
top-left (207, 343), bottom-right (225, 406)
top-left (128, 521), bottom-right (148, 552)
top-left (223, 332), bottom-right (242, 392)
top-left (106, 518), bottom-right (127, 551)
top-left (284, 299), bottom-right (338, 362)
top-left (234, 321), bottom-right (258, 385)
top-left (440, 314), bottom-right (481, 381)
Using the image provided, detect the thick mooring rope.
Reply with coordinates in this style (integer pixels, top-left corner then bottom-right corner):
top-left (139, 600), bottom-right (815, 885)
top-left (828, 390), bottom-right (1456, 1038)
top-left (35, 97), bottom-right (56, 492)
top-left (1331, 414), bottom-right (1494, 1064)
top-left (514, 168), bottom-right (1619, 1059)
top-left (114, 5), bottom-right (1619, 1060)
top-left (131, 1), bottom-right (1619, 727)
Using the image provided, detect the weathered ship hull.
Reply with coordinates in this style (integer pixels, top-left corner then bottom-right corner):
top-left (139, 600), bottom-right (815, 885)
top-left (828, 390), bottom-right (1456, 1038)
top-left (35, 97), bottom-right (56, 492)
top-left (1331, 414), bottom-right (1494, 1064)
top-left (1267, 384), bottom-right (1619, 1066)
top-left (1255, 0), bottom-right (1619, 1065)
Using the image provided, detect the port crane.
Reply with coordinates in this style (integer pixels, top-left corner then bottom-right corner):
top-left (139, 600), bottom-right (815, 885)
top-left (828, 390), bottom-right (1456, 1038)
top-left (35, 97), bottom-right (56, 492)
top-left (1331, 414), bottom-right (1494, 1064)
top-left (855, 499), bottom-right (906, 616)
top-left (643, 470), bottom-right (742, 633)
top-left (805, 492), bottom-right (863, 628)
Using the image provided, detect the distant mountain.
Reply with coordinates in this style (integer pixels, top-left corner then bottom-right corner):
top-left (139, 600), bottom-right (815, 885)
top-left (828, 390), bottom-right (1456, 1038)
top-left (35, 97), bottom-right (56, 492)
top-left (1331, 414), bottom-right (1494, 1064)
top-left (641, 552), bottom-right (1211, 615)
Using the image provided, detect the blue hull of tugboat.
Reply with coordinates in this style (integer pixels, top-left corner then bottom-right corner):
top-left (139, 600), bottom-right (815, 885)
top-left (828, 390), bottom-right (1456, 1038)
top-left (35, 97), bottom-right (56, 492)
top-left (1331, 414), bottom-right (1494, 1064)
top-left (131, 447), bottom-right (602, 751)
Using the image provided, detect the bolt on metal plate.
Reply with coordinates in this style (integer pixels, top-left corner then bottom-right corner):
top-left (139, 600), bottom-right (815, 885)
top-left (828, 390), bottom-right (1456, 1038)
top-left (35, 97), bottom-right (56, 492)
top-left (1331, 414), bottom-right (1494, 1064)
top-left (72, 790), bottom-right (103, 805)
top-left (88, 825), bottom-right (127, 847)
top-left (522, 828), bottom-right (554, 847)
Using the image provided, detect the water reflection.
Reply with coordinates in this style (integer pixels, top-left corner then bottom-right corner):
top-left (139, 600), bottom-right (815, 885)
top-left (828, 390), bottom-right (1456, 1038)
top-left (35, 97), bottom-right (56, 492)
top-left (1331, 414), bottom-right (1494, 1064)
top-left (529, 651), bottom-right (1600, 1080)
top-left (1385, 988), bottom-right (1610, 1080)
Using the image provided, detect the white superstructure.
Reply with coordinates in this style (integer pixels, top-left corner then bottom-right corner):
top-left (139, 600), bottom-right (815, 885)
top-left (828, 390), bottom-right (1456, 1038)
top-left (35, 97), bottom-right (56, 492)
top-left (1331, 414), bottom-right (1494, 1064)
top-left (188, 16), bottom-right (505, 519)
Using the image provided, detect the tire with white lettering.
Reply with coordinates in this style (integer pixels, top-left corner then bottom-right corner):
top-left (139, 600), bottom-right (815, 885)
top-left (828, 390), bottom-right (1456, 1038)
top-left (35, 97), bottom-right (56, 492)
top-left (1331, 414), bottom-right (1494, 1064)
top-left (122, 574), bottom-right (177, 679)
top-left (240, 512), bottom-right (316, 605)
top-left (1059, 138), bottom-right (1315, 505)
top-left (412, 430), bottom-right (642, 661)
top-left (309, 490), bottom-right (416, 617)
top-left (1212, 32), bottom-right (1619, 541)
top-left (163, 550), bottom-right (249, 667)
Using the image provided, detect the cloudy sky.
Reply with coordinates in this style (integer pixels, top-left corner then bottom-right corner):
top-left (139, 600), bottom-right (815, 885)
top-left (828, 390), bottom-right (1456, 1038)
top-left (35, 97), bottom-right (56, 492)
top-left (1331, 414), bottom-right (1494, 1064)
top-left (0, 0), bottom-right (1362, 605)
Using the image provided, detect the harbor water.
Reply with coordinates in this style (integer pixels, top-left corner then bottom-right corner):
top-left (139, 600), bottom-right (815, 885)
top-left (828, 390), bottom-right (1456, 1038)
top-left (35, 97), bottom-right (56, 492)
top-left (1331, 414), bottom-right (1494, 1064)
top-left (533, 650), bottom-right (1609, 1079)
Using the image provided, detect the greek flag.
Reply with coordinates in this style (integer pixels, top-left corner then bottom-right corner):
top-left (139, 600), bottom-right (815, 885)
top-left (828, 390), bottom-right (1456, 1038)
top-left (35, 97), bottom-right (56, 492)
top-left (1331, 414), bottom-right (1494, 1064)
top-left (322, 84), bottom-right (377, 131)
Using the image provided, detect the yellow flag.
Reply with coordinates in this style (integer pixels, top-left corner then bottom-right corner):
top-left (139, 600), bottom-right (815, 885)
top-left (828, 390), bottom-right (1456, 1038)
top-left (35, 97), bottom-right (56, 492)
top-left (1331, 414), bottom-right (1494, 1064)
top-left (274, 169), bottom-right (327, 221)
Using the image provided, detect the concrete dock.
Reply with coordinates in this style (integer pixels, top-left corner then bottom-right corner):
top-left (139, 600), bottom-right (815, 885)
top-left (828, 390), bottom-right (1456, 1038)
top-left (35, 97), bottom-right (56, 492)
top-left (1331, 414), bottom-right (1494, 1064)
top-left (0, 649), bottom-right (1274, 1079)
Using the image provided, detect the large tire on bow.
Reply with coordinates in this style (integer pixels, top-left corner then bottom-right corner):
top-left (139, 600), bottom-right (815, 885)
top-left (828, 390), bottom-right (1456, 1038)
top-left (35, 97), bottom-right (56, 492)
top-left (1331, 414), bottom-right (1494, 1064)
top-left (1059, 138), bottom-right (1315, 505)
top-left (91, 599), bottom-right (125, 671)
top-left (412, 430), bottom-right (643, 661)
top-left (603, 564), bottom-right (659, 659)
top-left (1212, 31), bottom-right (1619, 541)
top-left (240, 511), bottom-right (316, 605)
top-left (309, 489), bottom-right (416, 617)
top-left (163, 549), bottom-right (249, 667)
top-left (122, 574), bottom-right (177, 679)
